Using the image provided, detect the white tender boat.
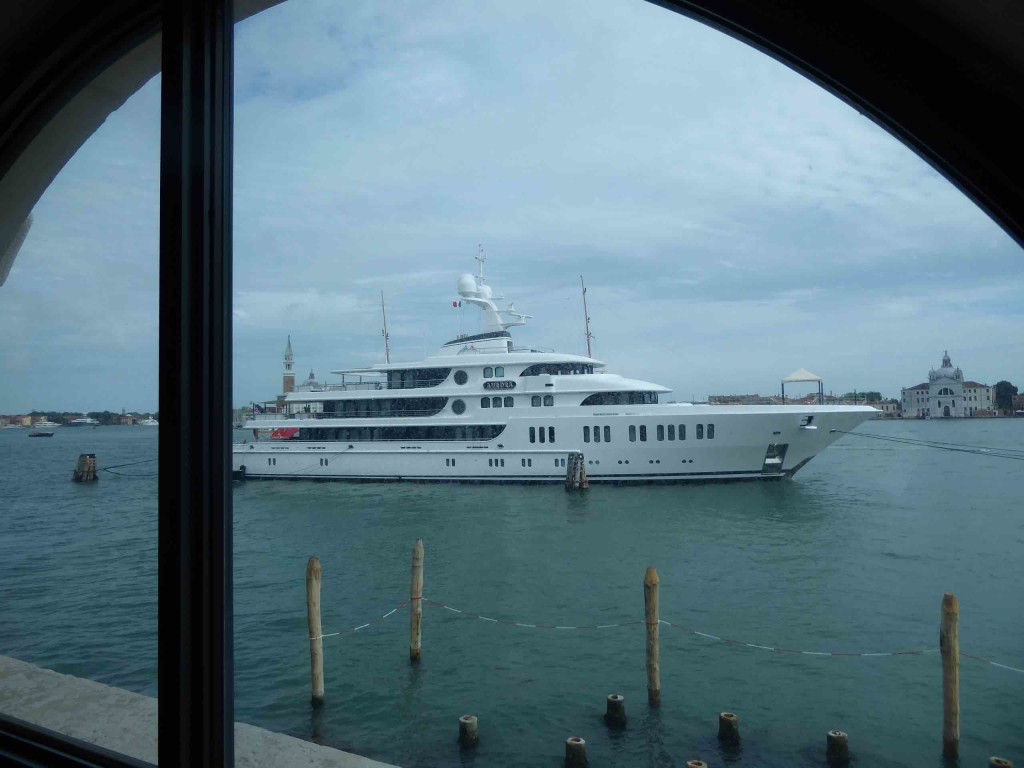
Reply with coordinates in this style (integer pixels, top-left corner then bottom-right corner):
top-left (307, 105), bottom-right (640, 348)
top-left (139, 417), bottom-right (159, 426)
top-left (233, 263), bottom-right (876, 483)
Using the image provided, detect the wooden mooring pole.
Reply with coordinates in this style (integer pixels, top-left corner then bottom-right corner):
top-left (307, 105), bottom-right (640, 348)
top-left (565, 452), bottom-right (588, 490)
top-left (410, 539), bottom-right (424, 662)
top-left (71, 454), bottom-right (98, 482)
top-left (644, 566), bottom-right (660, 706)
top-left (306, 557), bottom-right (325, 706)
top-left (940, 592), bottom-right (959, 759)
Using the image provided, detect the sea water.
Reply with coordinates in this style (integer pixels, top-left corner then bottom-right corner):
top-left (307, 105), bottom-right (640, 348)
top-left (1, 419), bottom-right (1022, 767)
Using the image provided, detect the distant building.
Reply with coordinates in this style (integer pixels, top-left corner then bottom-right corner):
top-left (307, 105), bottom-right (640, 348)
top-left (900, 351), bottom-right (993, 418)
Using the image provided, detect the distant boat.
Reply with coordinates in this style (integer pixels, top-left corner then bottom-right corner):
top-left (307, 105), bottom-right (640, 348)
top-left (3, 423), bottom-right (24, 429)
top-left (33, 418), bottom-right (61, 429)
top-left (29, 430), bottom-right (54, 437)
top-left (139, 417), bottom-right (159, 426)
top-left (66, 415), bottom-right (100, 427)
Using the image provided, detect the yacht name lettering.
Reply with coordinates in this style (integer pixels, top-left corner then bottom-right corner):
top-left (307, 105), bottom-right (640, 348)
top-left (483, 380), bottom-right (516, 390)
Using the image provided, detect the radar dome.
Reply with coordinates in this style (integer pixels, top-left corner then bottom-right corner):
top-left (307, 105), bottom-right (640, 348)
top-left (457, 273), bottom-right (478, 297)
top-left (478, 284), bottom-right (493, 299)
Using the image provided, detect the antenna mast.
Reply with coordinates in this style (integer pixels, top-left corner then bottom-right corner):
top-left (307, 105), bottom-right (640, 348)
top-left (580, 275), bottom-right (594, 358)
top-left (380, 290), bottom-right (391, 364)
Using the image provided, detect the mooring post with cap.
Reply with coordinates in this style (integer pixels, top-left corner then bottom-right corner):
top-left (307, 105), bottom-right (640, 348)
top-left (644, 566), bottom-right (660, 705)
top-left (410, 538), bottom-right (424, 662)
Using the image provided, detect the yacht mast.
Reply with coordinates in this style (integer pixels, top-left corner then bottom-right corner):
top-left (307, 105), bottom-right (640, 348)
top-left (380, 290), bottom-right (391, 363)
top-left (581, 275), bottom-right (593, 358)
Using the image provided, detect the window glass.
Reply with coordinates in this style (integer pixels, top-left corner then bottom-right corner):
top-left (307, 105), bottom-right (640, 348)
top-left (483, 367), bottom-right (493, 378)
top-left (629, 425), bottom-right (637, 442)
top-left (640, 425), bottom-right (647, 441)
top-left (543, 395), bottom-right (554, 406)
top-left (584, 426), bottom-right (591, 442)
top-left (529, 427), bottom-right (536, 443)
top-left (495, 366), bottom-right (504, 377)
top-left (481, 397), bottom-right (490, 408)
top-left (504, 396), bottom-right (514, 407)
top-left (548, 427), bottom-right (555, 443)
top-left (452, 399), bottom-right (466, 415)
top-left (532, 396), bottom-right (541, 407)
top-left (594, 425), bottom-right (601, 443)
top-left (708, 424), bottom-right (715, 439)
top-left (668, 424), bottom-right (675, 440)
top-left (492, 397), bottom-right (502, 408)
top-left (604, 426), bottom-right (611, 443)
top-left (538, 427), bottom-right (546, 443)
top-left (697, 424), bottom-right (704, 439)
top-left (657, 425), bottom-right (665, 441)
top-left (679, 424), bottom-right (686, 440)
top-left (454, 370), bottom-right (468, 385)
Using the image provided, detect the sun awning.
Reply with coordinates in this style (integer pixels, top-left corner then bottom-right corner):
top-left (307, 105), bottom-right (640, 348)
top-left (782, 368), bottom-right (822, 384)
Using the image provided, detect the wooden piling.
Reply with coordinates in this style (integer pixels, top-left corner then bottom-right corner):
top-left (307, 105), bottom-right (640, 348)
top-left (940, 592), bottom-right (959, 759)
top-left (410, 539), bottom-right (424, 662)
top-left (826, 730), bottom-right (849, 765)
top-left (306, 556), bottom-right (324, 706)
top-left (71, 453), bottom-right (98, 483)
top-left (644, 566), bottom-right (660, 706)
top-left (458, 714), bottom-right (478, 747)
top-left (718, 712), bottom-right (740, 744)
top-left (564, 736), bottom-right (587, 767)
top-left (989, 758), bottom-right (1013, 768)
top-left (565, 452), bottom-right (588, 490)
top-left (604, 693), bottom-right (626, 728)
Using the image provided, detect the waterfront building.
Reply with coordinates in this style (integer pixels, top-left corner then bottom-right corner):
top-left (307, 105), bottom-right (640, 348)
top-left (900, 351), bottom-right (993, 418)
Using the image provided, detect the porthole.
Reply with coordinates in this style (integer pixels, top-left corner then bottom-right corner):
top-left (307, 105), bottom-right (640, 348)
top-left (454, 370), bottom-right (468, 385)
top-left (452, 399), bottom-right (466, 415)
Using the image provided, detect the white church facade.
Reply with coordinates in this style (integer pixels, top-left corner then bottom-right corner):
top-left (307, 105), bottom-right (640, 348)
top-left (900, 351), bottom-right (993, 418)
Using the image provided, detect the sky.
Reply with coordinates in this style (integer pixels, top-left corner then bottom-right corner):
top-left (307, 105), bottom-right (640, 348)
top-left (2, 0), bottom-right (1022, 413)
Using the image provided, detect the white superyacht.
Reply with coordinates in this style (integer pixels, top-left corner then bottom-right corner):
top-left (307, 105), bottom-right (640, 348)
top-left (234, 263), bottom-right (876, 483)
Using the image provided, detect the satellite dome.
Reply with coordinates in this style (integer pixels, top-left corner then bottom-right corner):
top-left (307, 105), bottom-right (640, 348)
top-left (457, 273), bottom-right (478, 297)
top-left (478, 283), bottom-right (493, 299)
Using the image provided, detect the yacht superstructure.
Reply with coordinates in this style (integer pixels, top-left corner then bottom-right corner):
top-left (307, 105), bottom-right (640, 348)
top-left (233, 262), bottom-right (876, 483)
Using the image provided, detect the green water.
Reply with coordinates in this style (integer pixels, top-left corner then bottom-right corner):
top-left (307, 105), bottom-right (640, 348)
top-left (1, 419), bottom-right (1022, 766)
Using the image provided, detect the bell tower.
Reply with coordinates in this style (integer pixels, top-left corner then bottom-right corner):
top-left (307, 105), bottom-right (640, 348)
top-left (283, 335), bottom-right (295, 394)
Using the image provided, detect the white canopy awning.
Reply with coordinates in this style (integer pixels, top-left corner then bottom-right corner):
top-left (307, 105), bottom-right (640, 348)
top-left (782, 368), bottom-right (822, 384)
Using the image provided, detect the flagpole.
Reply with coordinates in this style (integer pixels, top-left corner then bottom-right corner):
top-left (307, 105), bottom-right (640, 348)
top-left (381, 290), bottom-right (391, 364)
top-left (581, 275), bottom-right (593, 358)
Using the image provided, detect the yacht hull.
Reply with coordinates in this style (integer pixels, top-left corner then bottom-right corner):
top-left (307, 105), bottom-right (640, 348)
top-left (232, 405), bottom-right (874, 484)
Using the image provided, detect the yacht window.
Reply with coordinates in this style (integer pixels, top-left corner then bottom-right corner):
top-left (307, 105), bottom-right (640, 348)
top-left (528, 458), bottom-right (532, 467)
top-left (708, 424), bottom-right (715, 439)
top-left (532, 396), bottom-right (541, 407)
top-left (529, 427), bottom-right (536, 443)
top-left (504, 396), bottom-right (514, 408)
top-left (548, 427), bottom-right (555, 443)
top-left (495, 366), bottom-right (504, 378)
top-left (454, 370), bottom-right (468, 385)
top-left (593, 425), bottom-right (601, 443)
top-left (629, 425), bottom-right (636, 442)
top-left (522, 459), bottom-right (526, 467)
top-left (543, 395), bottom-right (554, 406)
top-left (679, 424), bottom-right (686, 440)
top-left (640, 425), bottom-right (647, 442)
top-left (667, 425), bottom-right (675, 441)
top-left (501, 459), bottom-right (505, 467)
top-left (584, 426), bottom-right (591, 443)
top-left (603, 426), bottom-right (611, 443)
top-left (538, 428), bottom-right (546, 444)
top-left (657, 425), bottom-right (665, 441)
top-left (492, 397), bottom-right (502, 408)
top-left (483, 367), bottom-right (493, 378)
top-left (554, 458), bottom-right (559, 467)
top-left (697, 424), bottom-right (704, 439)
top-left (488, 459), bottom-right (493, 467)
top-left (452, 399), bottom-right (466, 415)
top-left (480, 397), bottom-right (490, 408)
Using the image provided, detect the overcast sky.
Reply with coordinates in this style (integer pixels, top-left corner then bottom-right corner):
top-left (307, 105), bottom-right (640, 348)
top-left (2, 0), bottom-right (1021, 413)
